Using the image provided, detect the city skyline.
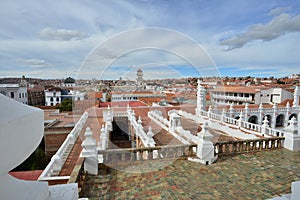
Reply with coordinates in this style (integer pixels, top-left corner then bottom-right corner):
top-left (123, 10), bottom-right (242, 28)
top-left (1, 1), bottom-right (300, 79)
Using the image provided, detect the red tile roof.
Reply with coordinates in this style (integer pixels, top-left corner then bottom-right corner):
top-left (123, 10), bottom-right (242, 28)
top-left (9, 170), bottom-right (43, 181)
top-left (99, 101), bottom-right (147, 108)
top-left (87, 92), bottom-right (103, 99)
top-left (138, 97), bottom-right (163, 105)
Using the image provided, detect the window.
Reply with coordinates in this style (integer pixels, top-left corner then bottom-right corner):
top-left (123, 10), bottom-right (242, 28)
top-left (50, 97), bottom-right (53, 102)
top-left (10, 92), bottom-right (14, 98)
top-left (19, 93), bottom-right (21, 98)
top-left (50, 103), bottom-right (53, 106)
top-left (56, 97), bottom-right (59, 101)
top-left (245, 93), bottom-right (249, 97)
top-left (22, 93), bottom-right (24, 98)
top-left (53, 92), bottom-right (56, 97)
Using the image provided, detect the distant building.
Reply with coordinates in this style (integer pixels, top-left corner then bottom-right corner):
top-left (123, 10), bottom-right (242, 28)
top-left (0, 77), bottom-right (28, 104)
top-left (111, 91), bottom-right (165, 102)
top-left (44, 86), bottom-right (85, 106)
top-left (136, 68), bottom-right (144, 87)
top-left (210, 86), bottom-right (293, 105)
top-left (44, 87), bottom-right (61, 106)
top-left (27, 88), bottom-right (45, 106)
top-left (62, 77), bottom-right (76, 87)
top-left (290, 73), bottom-right (300, 79)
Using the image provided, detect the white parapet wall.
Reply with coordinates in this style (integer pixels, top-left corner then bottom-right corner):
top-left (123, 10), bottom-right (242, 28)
top-left (38, 111), bottom-right (88, 181)
top-left (0, 94), bottom-right (50, 199)
top-left (0, 94), bottom-right (79, 199)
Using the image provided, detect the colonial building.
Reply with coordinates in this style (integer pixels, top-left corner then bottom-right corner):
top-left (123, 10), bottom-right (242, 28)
top-left (0, 77), bottom-right (28, 104)
top-left (210, 86), bottom-right (293, 105)
top-left (44, 87), bottom-right (61, 106)
top-left (136, 68), bottom-right (143, 87)
top-left (62, 77), bottom-right (76, 87)
top-left (28, 88), bottom-right (45, 106)
top-left (44, 87), bottom-right (85, 106)
top-left (111, 91), bottom-right (165, 102)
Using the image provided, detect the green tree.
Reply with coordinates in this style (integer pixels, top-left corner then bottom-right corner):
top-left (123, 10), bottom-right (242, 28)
top-left (57, 98), bottom-right (73, 111)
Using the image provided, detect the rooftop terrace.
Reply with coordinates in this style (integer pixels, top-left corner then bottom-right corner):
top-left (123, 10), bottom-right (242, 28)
top-left (81, 149), bottom-right (300, 199)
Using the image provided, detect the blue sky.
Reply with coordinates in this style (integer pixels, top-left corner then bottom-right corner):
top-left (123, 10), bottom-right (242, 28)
top-left (1, 0), bottom-right (300, 79)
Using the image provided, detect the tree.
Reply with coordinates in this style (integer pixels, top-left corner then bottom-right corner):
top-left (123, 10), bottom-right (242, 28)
top-left (56, 98), bottom-right (73, 111)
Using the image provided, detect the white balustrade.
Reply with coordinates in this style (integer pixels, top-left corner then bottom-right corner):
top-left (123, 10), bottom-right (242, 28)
top-left (148, 110), bottom-right (190, 144)
top-left (38, 111), bottom-right (88, 181)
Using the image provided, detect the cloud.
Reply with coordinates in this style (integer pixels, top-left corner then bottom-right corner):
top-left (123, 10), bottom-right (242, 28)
top-left (39, 27), bottom-right (87, 41)
top-left (24, 58), bottom-right (48, 68)
top-left (268, 7), bottom-right (291, 16)
top-left (77, 28), bottom-right (219, 79)
top-left (220, 12), bottom-right (300, 50)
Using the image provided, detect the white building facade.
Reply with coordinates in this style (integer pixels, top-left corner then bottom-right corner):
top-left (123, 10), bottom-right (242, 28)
top-left (210, 86), bottom-right (293, 105)
top-left (45, 87), bottom-right (85, 106)
top-left (0, 84), bottom-right (28, 104)
top-left (44, 87), bottom-right (61, 106)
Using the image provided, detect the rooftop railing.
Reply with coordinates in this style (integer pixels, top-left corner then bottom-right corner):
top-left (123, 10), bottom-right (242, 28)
top-left (38, 111), bottom-right (88, 182)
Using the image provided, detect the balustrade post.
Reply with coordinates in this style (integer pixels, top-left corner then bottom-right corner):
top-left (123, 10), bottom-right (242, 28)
top-left (285, 102), bottom-right (291, 127)
top-left (258, 103), bottom-right (263, 125)
top-left (188, 121), bottom-right (217, 165)
top-left (261, 116), bottom-right (269, 136)
top-left (293, 86), bottom-right (299, 108)
top-left (229, 103), bottom-right (234, 118)
top-left (81, 127), bottom-right (98, 175)
top-left (147, 127), bottom-right (156, 147)
top-left (207, 106), bottom-right (212, 119)
top-left (244, 103), bottom-right (249, 122)
top-left (272, 103), bottom-right (277, 129)
top-left (221, 108), bottom-right (226, 123)
top-left (283, 117), bottom-right (300, 151)
top-left (238, 111), bottom-right (243, 128)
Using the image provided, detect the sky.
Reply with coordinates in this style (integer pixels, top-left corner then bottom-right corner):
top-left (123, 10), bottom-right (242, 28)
top-left (1, 0), bottom-right (300, 80)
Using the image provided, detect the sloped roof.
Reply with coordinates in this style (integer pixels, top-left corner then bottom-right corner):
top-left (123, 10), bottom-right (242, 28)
top-left (9, 170), bottom-right (43, 181)
top-left (87, 92), bottom-right (103, 99)
top-left (99, 101), bottom-right (147, 108)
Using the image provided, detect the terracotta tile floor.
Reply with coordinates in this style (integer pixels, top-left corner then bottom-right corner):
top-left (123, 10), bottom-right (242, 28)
top-left (81, 149), bottom-right (300, 200)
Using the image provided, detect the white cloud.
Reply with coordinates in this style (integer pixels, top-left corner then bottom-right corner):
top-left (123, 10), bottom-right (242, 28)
top-left (77, 28), bottom-right (219, 79)
top-left (268, 7), bottom-right (291, 16)
top-left (220, 13), bottom-right (300, 50)
top-left (24, 58), bottom-right (47, 68)
top-left (39, 27), bottom-right (87, 41)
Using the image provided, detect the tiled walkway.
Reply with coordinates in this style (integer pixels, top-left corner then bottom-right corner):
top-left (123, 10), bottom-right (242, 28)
top-left (81, 149), bottom-right (300, 199)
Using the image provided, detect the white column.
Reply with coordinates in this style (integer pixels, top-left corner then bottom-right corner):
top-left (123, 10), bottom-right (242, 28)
top-left (261, 116), bottom-right (269, 136)
top-left (221, 108), bottom-right (226, 123)
top-left (283, 117), bottom-right (300, 151)
top-left (229, 103), bottom-right (234, 118)
top-left (244, 103), bottom-right (249, 122)
top-left (207, 106), bottom-right (212, 118)
top-left (272, 103), bottom-right (277, 129)
top-left (293, 86), bottom-right (299, 107)
top-left (188, 121), bottom-right (217, 165)
top-left (258, 103), bottom-right (263, 125)
top-left (196, 79), bottom-right (206, 115)
top-left (238, 111), bottom-right (243, 128)
top-left (285, 102), bottom-right (291, 127)
top-left (81, 127), bottom-right (98, 175)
